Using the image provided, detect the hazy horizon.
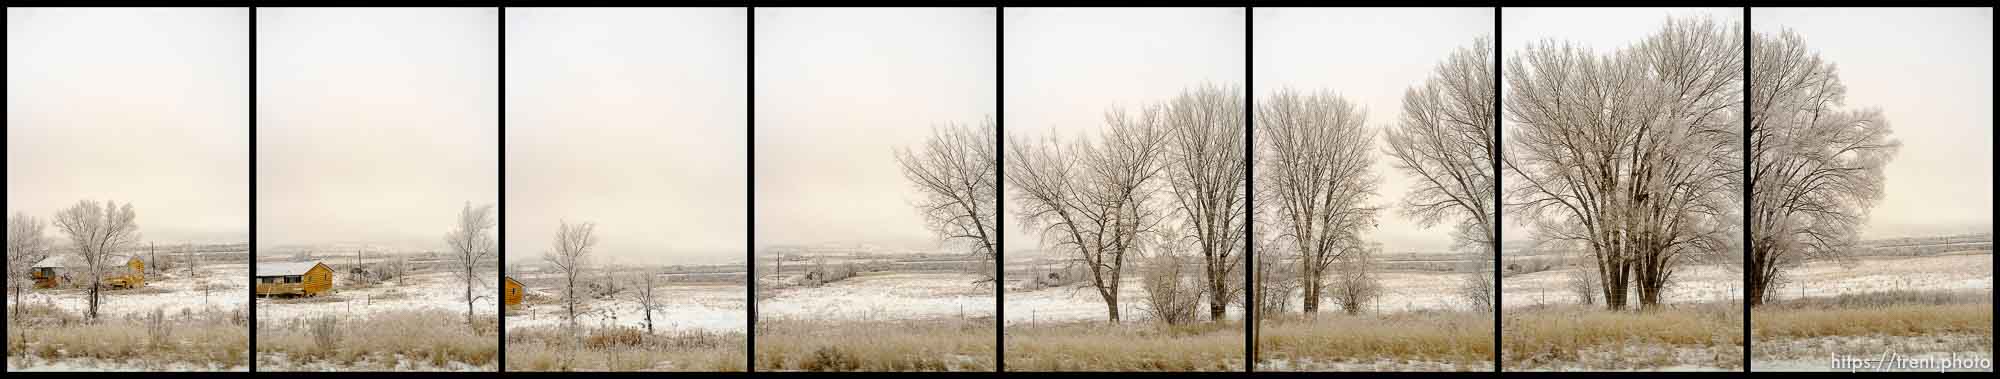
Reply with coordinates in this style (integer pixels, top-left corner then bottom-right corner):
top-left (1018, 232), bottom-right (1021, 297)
top-left (505, 8), bottom-right (748, 267)
top-left (8, 8), bottom-right (250, 245)
top-left (255, 8), bottom-right (499, 253)
top-left (1755, 8), bottom-right (1994, 239)
top-left (753, 8), bottom-right (996, 253)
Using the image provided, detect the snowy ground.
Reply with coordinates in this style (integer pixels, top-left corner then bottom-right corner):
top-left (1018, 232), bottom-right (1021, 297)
top-left (1754, 334), bottom-right (1993, 372)
top-left (1004, 270), bottom-right (1461, 324)
top-left (506, 282), bottom-right (746, 334)
top-left (6, 355), bottom-right (249, 372)
top-left (1257, 357), bottom-right (1493, 372)
top-left (6, 262), bottom-right (251, 318)
top-left (1766, 252), bottom-right (1993, 300)
top-left (761, 272), bottom-right (993, 321)
top-left (253, 271), bottom-right (497, 321)
top-left (1503, 262), bottom-right (1745, 308)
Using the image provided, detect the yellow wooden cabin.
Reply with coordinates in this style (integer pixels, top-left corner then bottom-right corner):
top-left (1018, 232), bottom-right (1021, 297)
top-left (256, 261), bottom-right (333, 297)
top-left (30, 255), bottom-right (146, 289)
top-left (504, 276), bottom-right (524, 308)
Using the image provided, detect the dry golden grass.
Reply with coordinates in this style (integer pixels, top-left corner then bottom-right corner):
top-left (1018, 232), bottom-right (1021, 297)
top-left (255, 308), bottom-right (498, 370)
top-left (1004, 321), bottom-right (1244, 371)
top-left (1750, 290), bottom-right (1993, 366)
top-left (1256, 311), bottom-right (1492, 371)
top-left (756, 317), bottom-right (994, 371)
top-left (505, 325), bottom-right (744, 371)
top-left (6, 303), bottom-right (248, 370)
top-left (1502, 302), bottom-right (1742, 370)
top-left (1753, 303), bottom-right (1990, 339)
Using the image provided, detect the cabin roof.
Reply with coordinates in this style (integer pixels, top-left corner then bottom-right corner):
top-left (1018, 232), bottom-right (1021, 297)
top-left (31, 255), bottom-right (136, 269)
top-left (505, 276), bottom-right (523, 287)
top-left (256, 261), bottom-right (326, 277)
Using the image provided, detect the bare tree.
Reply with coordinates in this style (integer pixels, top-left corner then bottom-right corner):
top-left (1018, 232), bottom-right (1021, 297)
top-left (8, 212), bottom-right (50, 318)
top-left (1009, 104), bottom-right (1172, 323)
top-left (1249, 232), bottom-right (1298, 325)
top-left (182, 243), bottom-right (199, 280)
top-left (1162, 84), bottom-right (1248, 321)
top-left (445, 202), bottom-right (497, 328)
top-left (52, 200), bottom-right (141, 321)
top-left (1330, 242), bottom-right (1383, 315)
top-left (1387, 37), bottom-right (1498, 254)
top-left (895, 116), bottom-right (999, 284)
top-left (1744, 28), bottom-right (1900, 307)
top-left (1256, 89), bottom-right (1380, 315)
top-left (1504, 16), bottom-right (1740, 310)
top-left (637, 270), bottom-right (661, 336)
top-left (1139, 233), bottom-right (1204, 325)
top-left (544, 220), bottom-right (596, 326)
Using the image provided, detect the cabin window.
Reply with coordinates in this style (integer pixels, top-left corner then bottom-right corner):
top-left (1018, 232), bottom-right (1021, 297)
top-left (284, 276), bottom-right (303, 284)
top-left (259, 277), bottom-right (276, 284)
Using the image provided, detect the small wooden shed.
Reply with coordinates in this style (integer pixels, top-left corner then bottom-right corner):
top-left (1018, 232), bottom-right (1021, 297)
top-left (256, 261), bottom-right (333, 297)
top-left (30, 255), bottom-right (146, 289)
top-left (503, 276), bottom-right (524, 307)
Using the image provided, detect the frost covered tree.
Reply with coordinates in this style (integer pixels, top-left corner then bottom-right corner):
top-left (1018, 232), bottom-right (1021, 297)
top-left (1387, 37), bottom-right (1498, 255)
top-left (544, 220), bottom-right (596, 326)
top-left (445, 202), bottom-right (497, 328)
top-left (1505, 16), bottom-right (1740, 310)
top-left (1010, 103), bottom-right (1171, 323)
top-left (8, 212), bottom-right (50, 318)
top-left (1162, 84), bottom-right (1247, 321)
top-left (1387, 38), bottom-right (1500, 312)
top-left (52, 200), bottom-right (141, 321)
top-left (1745, 28), bottom-right (1899, 308)
top-left (1257, 89), bottom-right (1379, 315)
top-left (895, 116), bottom-right (998, 284)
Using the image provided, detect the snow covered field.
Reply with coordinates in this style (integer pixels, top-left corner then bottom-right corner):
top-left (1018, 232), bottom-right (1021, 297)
top-left (761, 272), bottom-right (992, 321)
top-left (1503, 262), bottom-right (1744, 308)
top-left (6, 257), bottom-right (251, 372)
top-left (506, 282), bottom-right (746, 333)
top-left (1767, 252), bottom-right (1993, 300)
top-left (6, 261), bottom-right (250, 319)
top-left (254, 270), bottom-right (497, 321)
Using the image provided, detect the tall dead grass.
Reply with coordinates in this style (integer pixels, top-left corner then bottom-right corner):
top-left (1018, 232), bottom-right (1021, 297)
top-left (255, 308), bottom-right (497, 370)
top-left (1256, 311), bottom-right (1492, 371)
top-left (1502, 302), bottom-right (1742, 370)
top-left (6, 302), bottom-right (247, 370)
top-left (1753, 290), bottom-right (1990, 338)
top-left (1750, 290), bottom-right (1993, 367)
top-left (756, 317), bottom-right (994, 371)
top-left (1004, 321), bottom-right (1243, 371)
top-left (505, 325), bottom-right (744, 371)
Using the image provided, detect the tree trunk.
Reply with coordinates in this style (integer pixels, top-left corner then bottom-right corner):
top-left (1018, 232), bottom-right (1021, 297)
top-left (1302, 275), bottom-right (1322, 315)
top-left (1207, 279), bottom-right (1228, 321)
top-left (1603, 272), bottom-right (1628, 311)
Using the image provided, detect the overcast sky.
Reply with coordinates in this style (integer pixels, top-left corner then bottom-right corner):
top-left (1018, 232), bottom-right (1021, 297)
top-left (1499, 8), bottom-right (1740, 241)
top-left (256, 8), bottom-right (498, 253)
top-left (1754, 8), bottom-right (1993, 239)
top-left (8, 8), bottom-right (249, 245)
top-left (1003, 7), bottom-right (1244, 256)
top-left (1255, 8), bottom-right (1492, 254)
top-left (506, 8), bottom-right (746, 266)
top-left (754, 8), bottom-right (995, 253)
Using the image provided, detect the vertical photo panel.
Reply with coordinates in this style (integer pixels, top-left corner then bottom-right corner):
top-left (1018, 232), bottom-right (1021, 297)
top-left (7, 7), bottom-right (251, 372)
top-left (502, 7), bottom-right (750, 372)
top-left (1250, 7), bottom-right (1496, 372)
top-left (254, 7), bottom-right (500, 371)
top-left (1002, 7), bottom-right (1247, 371)
top-left (1499, 7), bottom-right (1746, 371)
top-left (752, 7), bottom-right (999, 372)
top-left (1747, 8), bottom-right (1992, 372)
